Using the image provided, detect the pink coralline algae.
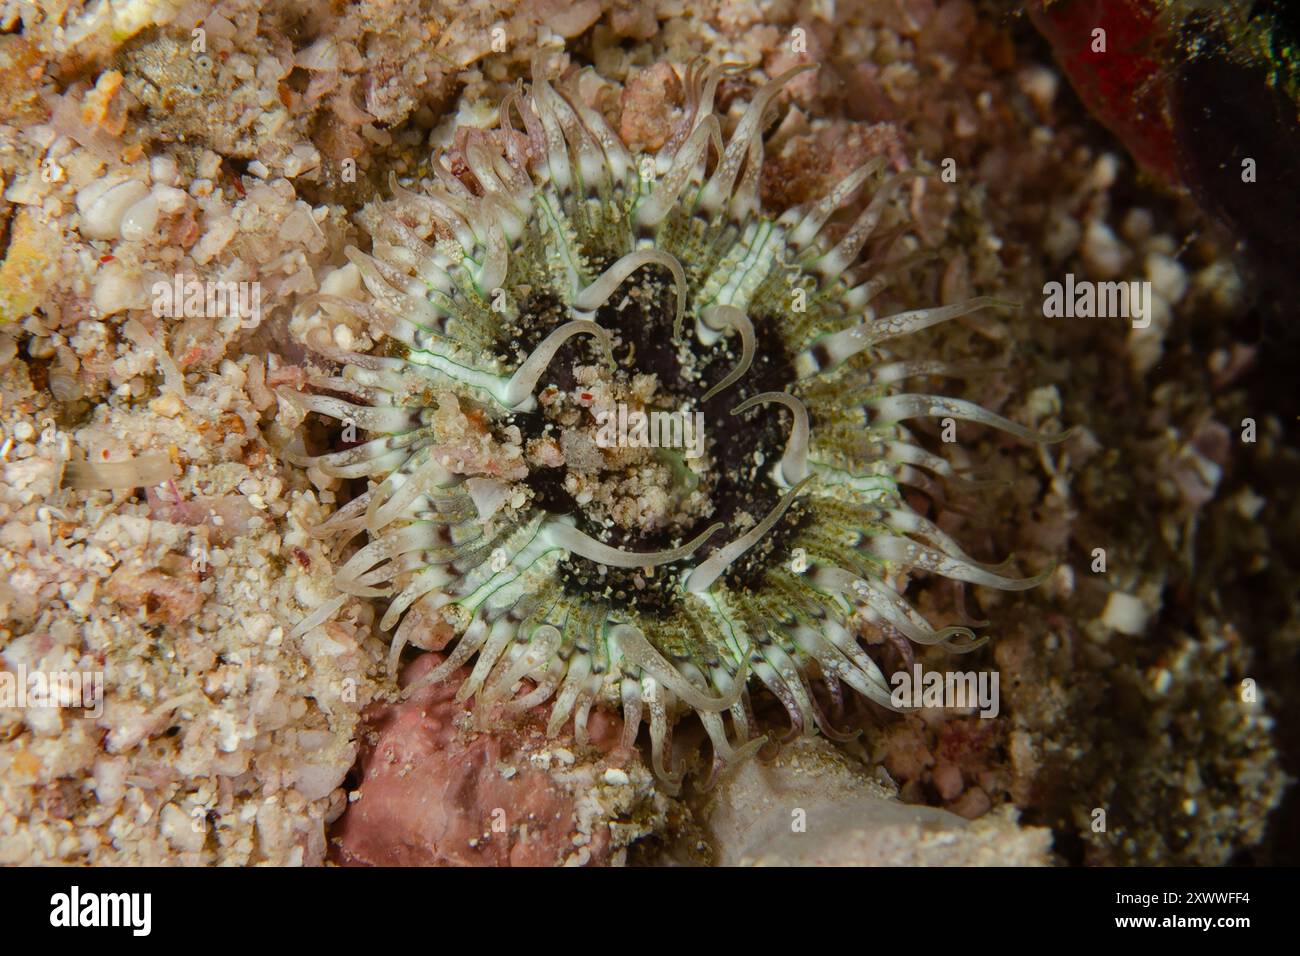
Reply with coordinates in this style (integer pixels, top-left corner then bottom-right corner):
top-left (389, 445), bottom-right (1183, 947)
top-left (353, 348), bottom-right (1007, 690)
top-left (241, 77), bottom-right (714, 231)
top-left (333, 654), bottom-right (635, 867)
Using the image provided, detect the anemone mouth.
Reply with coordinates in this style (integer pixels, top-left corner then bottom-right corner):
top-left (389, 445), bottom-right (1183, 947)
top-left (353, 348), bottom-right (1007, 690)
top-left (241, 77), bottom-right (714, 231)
top-left (492, 251), bottom-right (801, 614)
top-left (287, 56), bottom-right (1062, 790)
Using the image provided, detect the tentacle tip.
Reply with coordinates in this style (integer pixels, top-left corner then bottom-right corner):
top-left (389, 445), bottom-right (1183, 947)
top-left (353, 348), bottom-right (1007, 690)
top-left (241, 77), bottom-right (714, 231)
top-left (274, 387), bottom-right (320, 420)
top-left (943, 634), bottom-right (992, 654)
top-left (700, 382), bottom-right (727, 403)
top-left (1037, 424), bottom-right (1079, 445)
top-left (954, 471), bottom-right (1016, 490)
top-left (700, 521), bottom-right (725, 544)
top-left (652, 762), bottom-right (685, 794)
top-left (1000, 562), bottom-right (1057, 591)
top-left (773, 62), bottom-right (820, 83)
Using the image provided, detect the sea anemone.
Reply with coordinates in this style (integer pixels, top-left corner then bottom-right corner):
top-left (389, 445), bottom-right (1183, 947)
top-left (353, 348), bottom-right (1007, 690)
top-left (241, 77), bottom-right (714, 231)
top-left (282, 55), bottom-right (1060, 790)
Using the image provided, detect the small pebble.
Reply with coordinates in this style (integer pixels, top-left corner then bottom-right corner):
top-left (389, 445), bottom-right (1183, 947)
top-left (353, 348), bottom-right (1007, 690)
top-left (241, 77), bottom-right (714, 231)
top-left (1082, 219), bottom-right (1125, 279)
top-left (149, 155), bottom-right (179, 186)
top-left (120, 193), bottom-right (159, 242)
top-left (81, 179), bottom-right (149, 240)
top-left (1101, 591), bottom-right (1150, 636)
